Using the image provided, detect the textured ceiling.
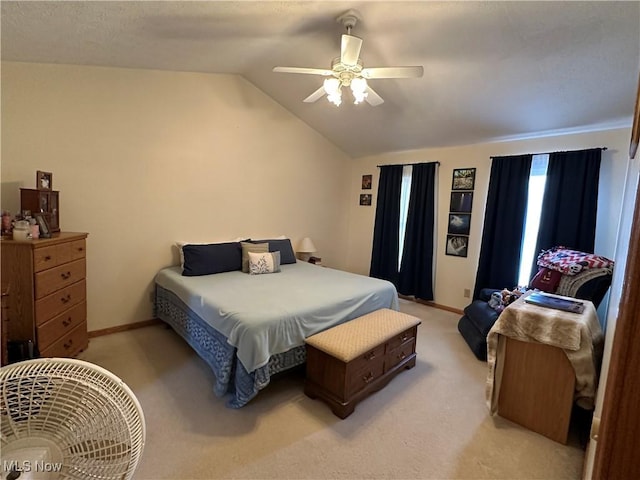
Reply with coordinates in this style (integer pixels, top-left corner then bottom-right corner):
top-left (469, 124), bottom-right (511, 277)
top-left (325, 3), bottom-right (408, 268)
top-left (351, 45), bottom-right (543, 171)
top-left (2, 1), bottom-right (639, 158)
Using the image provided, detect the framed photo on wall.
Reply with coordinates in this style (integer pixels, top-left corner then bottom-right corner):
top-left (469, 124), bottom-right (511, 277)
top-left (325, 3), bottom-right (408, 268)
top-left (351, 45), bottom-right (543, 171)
top-left (452, 168), bottom-right (476, 191)
top-left (450, 191), bottom-right (473, 213)
top-left (361, 174), bottom-right (372, 190)
top-left (446, 234), bottom-right (468, 257)
top-left (448, 213), bottom-right (471, 236)
top-left (359, 194), bottom-right (372, 206)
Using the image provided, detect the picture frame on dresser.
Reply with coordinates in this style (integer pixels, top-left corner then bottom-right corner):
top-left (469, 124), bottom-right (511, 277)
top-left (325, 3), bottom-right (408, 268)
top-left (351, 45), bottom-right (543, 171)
top-left (34, 212), bottom-right (51, 238)
top-left (36, 170), bottom-right (53, 191)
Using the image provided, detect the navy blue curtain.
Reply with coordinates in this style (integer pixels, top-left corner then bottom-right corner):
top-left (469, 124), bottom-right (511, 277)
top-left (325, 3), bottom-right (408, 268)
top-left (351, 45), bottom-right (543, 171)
top-left (398, 163), bottom-right (437, 300)
top-left (370, 165), bottom-right (404, 284)
top-left (530, 148), bottom-right (602, 277)
top-left (473, 155), bottom-right (532, 298)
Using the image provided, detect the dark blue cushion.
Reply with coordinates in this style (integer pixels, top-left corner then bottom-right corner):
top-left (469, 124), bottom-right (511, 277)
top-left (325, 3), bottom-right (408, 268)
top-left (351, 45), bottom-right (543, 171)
top-left (249, 239), bottom-right (297, 264)
top-left (457, 315), bottom-right (487, 361)
top-left (463, 300), bottom-right (500, 337)
top-left (182, 242), bottom-right (242, 276)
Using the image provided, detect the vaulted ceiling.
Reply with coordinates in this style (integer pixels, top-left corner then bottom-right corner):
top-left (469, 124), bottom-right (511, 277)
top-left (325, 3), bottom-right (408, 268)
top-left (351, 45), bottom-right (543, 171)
top-left (2, 1), bottom-right (639, 157)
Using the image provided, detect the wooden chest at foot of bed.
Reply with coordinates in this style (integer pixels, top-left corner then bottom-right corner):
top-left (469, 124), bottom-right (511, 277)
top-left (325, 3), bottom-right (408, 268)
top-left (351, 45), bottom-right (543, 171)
top-left (304, 308), bottom-right (421, 418)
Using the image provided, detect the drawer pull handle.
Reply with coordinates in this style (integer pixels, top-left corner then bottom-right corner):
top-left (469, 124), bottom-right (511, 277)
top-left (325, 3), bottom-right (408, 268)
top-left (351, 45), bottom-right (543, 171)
top-left (63, 339), bottom-right (74, 350)
top-left (77, 247), bottom-right (84, 252)
top-left (364, 351), bottom-right (376, 361)
top-left (60, 294), bottom-right (71, 304)
top-left (61, 271), bottom-right (72, 280)
top-left (400, 334), bottom-right (409, 342)
top-left (397, 352), bottom-right (407, 361)
top-left (362, 372), bottom-right (374, 384)
top-left (62, 318), bottom-right (72, 327)
top-left (44, 255), bottom-right (52, 261)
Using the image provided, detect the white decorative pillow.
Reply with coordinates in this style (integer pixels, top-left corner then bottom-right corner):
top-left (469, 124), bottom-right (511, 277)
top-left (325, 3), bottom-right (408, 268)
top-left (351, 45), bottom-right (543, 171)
top-left (248, 251), bottom-right (281, 275)
top-left (241, 242), bottom-right (269, 273)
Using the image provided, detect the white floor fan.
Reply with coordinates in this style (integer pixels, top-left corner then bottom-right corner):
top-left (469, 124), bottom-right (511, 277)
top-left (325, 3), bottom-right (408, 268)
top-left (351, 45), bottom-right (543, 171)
top-left (1, 358), bottom-right (145, 480)
top-left (273, 9), bottom-right (423, 106)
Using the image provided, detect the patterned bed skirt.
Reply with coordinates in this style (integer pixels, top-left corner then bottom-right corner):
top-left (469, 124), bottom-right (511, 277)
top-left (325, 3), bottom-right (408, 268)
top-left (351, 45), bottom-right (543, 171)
top-left (154, 285), bottom-right (306, 408)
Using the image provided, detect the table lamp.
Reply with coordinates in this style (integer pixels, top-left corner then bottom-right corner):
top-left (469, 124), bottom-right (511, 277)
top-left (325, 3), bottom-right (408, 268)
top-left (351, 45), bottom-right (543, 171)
top-left (297, 237), bottom-right (317, 262)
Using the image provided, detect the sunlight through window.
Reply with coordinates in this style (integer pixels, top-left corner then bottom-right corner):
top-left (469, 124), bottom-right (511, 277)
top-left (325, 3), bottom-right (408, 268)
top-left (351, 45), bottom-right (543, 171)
top-left (518, 154), bottom-right (549, 286)
top-left (398, 165), bottom-right (413, 268)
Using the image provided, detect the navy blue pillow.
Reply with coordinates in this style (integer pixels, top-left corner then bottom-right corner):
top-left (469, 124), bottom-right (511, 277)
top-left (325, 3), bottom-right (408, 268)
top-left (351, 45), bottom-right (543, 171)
top-left (249, 239), bottom-right (297, 264)
top-left (182, 242), bottom-right (242, 276)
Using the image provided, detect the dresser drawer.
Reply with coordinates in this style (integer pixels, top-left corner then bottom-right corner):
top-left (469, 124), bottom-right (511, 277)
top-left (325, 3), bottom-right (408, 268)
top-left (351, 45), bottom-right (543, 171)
top-left (386, 327), bottom-right (417, 351)
top-left (346, 356), bottom-right (385, 398)
top-left (69, 239), bottom-right (86, 261)
top-left (33, 244), bottom-right (63, 272)
top-left (35, 280), bottom-right (86, 324)
top-left (386, 338), bottom-right (416, 371)
top-left (350, 344), bottom-right (385, 370)
top-left (35, 259), bottom-right (86, 299)
top-left (37, 301), bottom-right (87, 350)
top-left (39, 322), bottom-right (88, 358)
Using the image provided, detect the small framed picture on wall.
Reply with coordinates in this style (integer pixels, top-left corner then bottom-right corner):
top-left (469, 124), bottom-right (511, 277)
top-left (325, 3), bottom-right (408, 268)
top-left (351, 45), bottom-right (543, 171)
top-left (448, 213), bottom-right (471, 236)
top-left (362, 174), bottom-right (372, 190)
top-left (452, 168), bottom-right (476, 191)
top-left (450, 191), bottom-right (473, 213)
top-left (359, 194), bottom-right (372, 206)
top-left (446, 234), bottom-right (469, 257)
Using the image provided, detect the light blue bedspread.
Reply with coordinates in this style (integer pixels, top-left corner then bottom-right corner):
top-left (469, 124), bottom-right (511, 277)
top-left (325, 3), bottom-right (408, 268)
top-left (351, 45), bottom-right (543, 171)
top-left (154, 262), bottom-right (399, 373)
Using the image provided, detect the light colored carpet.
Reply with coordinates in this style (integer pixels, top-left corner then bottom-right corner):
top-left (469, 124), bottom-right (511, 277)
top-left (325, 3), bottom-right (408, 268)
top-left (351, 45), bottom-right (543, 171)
top-left (79, 299), bottom-right (585, 479)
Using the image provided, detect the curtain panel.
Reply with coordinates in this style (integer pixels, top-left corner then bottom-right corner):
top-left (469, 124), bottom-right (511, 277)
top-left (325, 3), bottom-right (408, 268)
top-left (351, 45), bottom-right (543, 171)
top-left (531, 148), bottom-right (602, 278)
top-left (398, 162), bottom-right (437, 301)
top-left (473, 154), bottom-right (533, 298)
top-left (369, 165), bottom-right (404, 284)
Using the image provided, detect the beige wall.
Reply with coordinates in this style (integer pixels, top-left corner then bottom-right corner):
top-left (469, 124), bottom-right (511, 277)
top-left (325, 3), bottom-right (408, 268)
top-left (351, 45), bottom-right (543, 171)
top-left (346, 128), bottom-right (631, 311)
top-left (1, 62), bottom-right (352, 331)
top-left (1, 61), bottom-right (632, 326)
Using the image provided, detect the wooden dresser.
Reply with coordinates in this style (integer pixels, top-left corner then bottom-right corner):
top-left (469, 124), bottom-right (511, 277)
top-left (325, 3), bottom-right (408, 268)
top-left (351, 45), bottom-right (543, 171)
top-left (305, 309), bottom-right (421, 418)
top-left (0, 232), bottom-right (88, 359)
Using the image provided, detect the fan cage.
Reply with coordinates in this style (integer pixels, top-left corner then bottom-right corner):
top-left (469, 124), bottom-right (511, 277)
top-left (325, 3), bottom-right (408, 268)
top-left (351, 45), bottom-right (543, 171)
top-left (1, 358), bottom-right (145, 480)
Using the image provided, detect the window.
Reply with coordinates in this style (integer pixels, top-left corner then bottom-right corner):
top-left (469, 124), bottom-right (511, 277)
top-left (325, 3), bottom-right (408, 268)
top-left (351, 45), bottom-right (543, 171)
top-left (398, 165), bottom-right (413, 267)
top-left (517, 154), bottom-right (549, 285)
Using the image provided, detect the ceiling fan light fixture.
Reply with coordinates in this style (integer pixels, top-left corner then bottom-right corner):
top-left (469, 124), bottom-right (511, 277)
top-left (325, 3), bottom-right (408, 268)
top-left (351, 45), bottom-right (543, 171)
top-left (327, 90), bottom-right (342, 106)
top-left (351, 77), bottom-right (368, 104)
top-left (323, 77), bottom-right (340, 95)
top-left (273, 9), bottom-right (422, 108)
top-left (324, 78), bottom-right (342, 106)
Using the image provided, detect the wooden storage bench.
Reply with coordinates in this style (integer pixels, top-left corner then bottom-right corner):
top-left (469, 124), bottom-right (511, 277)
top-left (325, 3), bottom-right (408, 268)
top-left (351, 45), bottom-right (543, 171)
top-left (304, 308), bottom-right (421, 418)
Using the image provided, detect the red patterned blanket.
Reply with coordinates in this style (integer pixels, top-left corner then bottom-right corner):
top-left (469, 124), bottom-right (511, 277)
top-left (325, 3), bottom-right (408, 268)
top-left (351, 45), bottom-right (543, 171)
top-left (537, 246), bottom-right (614, 275)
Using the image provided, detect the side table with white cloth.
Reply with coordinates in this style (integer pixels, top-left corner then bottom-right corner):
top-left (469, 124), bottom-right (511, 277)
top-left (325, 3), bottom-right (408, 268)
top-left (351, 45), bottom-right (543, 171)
top-left (486, 290), bottom-right (603, 444)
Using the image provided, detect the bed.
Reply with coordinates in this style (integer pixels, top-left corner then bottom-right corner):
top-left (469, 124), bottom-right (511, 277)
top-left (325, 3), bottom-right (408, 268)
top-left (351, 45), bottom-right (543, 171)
top-left (154, 261), bottom-right (399, 408)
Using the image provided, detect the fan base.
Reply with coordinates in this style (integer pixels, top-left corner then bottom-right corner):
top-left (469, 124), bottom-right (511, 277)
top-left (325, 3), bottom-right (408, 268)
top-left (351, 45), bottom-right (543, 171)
top-left (1, 438), bottom-right (63, 480)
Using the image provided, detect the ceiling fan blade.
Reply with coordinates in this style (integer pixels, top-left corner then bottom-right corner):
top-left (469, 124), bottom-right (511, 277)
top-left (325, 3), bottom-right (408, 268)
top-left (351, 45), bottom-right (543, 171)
top-left (303, 86), bottom-right (327, 103)
top-left (341, 34), bottom-right (363, 66)
top-left (273, 67), bottom-right (334, 76)
top-left (361, 66), bottom-right (424, 79)
top-left (365, 85), bottom-right (384, 106)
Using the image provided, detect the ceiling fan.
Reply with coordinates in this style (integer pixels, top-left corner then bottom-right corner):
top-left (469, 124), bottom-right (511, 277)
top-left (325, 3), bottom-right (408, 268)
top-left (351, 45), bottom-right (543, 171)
top-left (273, 10), bottom-right (423, 107)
